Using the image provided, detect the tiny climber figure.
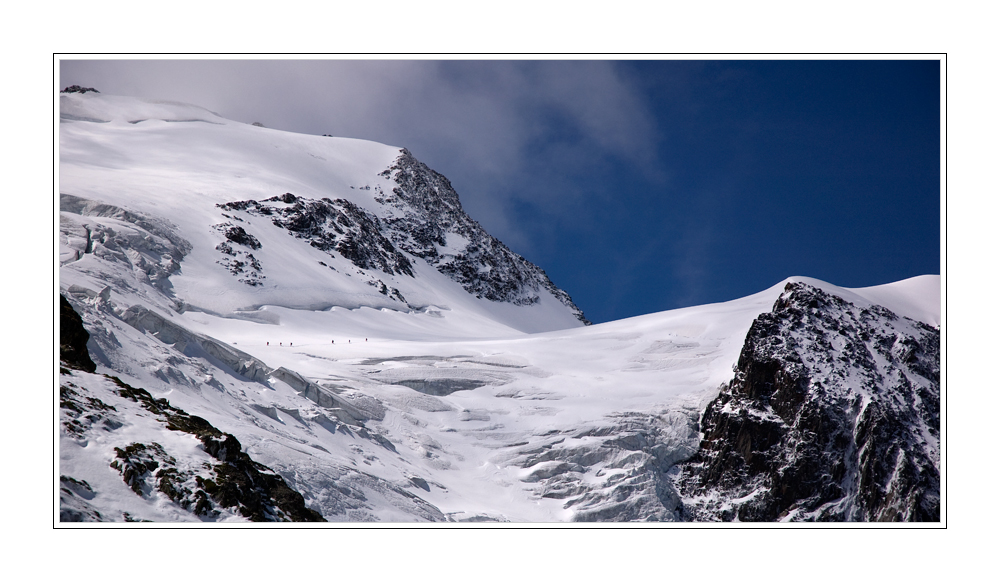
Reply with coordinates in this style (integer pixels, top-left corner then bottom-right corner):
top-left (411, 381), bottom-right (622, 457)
top-left (280, 342), bottom-right (282, 346)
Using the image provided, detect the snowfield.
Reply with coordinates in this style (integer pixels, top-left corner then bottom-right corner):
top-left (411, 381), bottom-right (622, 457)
top-left (58, 91), bottom-right (940, 523)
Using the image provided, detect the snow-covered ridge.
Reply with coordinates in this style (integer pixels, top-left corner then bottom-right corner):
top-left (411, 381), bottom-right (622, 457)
top-left (61, 91), bottom-right (224, 124)
top-left (60, 91), bottom-right (586, 333)
top-left (847, 275), bottom-right (941, 327)
top-left (760, 275), bottom-right (940, 328)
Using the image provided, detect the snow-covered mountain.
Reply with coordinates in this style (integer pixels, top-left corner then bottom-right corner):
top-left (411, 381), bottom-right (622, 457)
top-left (58, 88), bottom-right (941, 523)
top-left (59, 89), bottom-right (586, 332)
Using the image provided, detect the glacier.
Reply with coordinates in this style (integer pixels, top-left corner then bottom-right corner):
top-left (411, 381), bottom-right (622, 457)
top-left (57, 90), bottom-right (941, 523)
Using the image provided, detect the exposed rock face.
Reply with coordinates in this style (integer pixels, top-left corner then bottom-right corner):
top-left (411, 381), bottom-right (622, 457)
top-left (676, 282), bottom-right (940, 522)
top-left (212, 222), bottom-right (265, 287)
top-left (216, 194), bottom-right (412, 299)
top-left (60, 294), bottom-right (97, 373)
top-left (61, 85), bottom-right (99, 94)
top-left (60, 369), bottom-right (327, 522)
top-left (113, 375), bottom-right (326, 522)
top-left (220, 193), bottom-right (414, 279)
top-left (216, 224), bottom-right (261, 250)
top-left (380, 150), bottom-right (589, 323)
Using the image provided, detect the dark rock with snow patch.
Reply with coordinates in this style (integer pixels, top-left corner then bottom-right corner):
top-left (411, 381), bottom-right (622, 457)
top-left (676, 282), bottom-right (940, 522)
top-left (105, 374), bottom-right (327, 522)
top-left (212, 222), bottom-right (265, 285)
top-left (219, 195), bottom-right (414, 278)
top-left (217, 224), bottom-right (261, 249)
top-left (380, 150), bottom-right (589, 323)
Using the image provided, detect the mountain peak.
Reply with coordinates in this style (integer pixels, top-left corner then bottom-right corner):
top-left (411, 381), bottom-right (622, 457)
top-left (60, 91), bottom-right (588, 333)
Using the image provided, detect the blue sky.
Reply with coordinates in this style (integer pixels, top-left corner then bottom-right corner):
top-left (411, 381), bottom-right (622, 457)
top-left (60, 59), bottom-right (941, 324)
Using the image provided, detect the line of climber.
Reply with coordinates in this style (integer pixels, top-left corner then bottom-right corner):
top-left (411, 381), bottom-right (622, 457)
top-left (264, 338), bottom-right (368, 346)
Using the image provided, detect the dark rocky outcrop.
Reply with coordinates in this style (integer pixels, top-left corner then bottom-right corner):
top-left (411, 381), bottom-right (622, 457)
top-left (218, 195), bottom-right (414, 280)
top-left (211, 222), bottom-right (265, 286)
top-left (676, 282), bottom-right (940, 522)
top-left (381, 150), bottom-right (590, 323)
top-left (59, 364), bottom-right (326, 521)
top-left (61, 85), bottom-right (99, 94)
top-left (106, 374), bottom-right (326, 522)
top-left (60, 294), bottom-right (97, 373)
top-left (217, 224), bottom-right (261, 249)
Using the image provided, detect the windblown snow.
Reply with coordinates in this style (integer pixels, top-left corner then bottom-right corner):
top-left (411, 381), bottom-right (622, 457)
top-left (58, 91), bottom-right (941, 523)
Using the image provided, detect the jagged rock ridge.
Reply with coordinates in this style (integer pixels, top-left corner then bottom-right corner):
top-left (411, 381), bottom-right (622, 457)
top-left (676, 282), bottom-right (940, 522)
top-left (220, 192), bottom-right (414, 278)
top-left (216, 193), bottom-right (411, 300)
top-left (380, 150), bottom-right (590, 323)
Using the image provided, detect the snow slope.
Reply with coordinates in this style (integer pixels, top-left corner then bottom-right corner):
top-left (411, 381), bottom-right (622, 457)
top-left (60, 91), bottom-right (585, 334)
top-left (58, 91), bottom-right (941, 522)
